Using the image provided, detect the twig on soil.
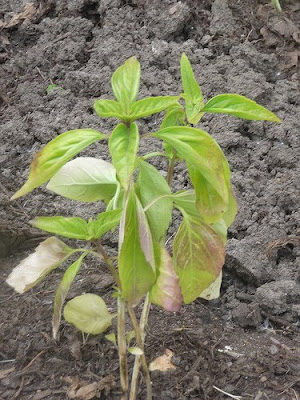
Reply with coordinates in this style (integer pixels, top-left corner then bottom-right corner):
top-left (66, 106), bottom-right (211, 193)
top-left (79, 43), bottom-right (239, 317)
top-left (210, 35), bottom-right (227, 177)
top-left (21, 349), bottom-right (47, 373)
top-left (13, 376), bottom-right (25, 399)
top-left (213, 385), bottom-right (243, 399)
top-left (265, 236), bottom-right (300, 257)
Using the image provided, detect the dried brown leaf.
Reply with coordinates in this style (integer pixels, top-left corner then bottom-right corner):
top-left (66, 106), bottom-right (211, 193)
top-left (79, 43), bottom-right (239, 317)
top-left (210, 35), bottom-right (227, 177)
top-left (149, 349), bottom-right (176, 372)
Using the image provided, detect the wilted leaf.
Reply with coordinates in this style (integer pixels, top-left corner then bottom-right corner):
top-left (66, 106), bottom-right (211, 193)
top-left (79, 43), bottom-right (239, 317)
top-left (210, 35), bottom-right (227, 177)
top-left (47, 157), bottom-right (117, 203)
top-left (149, 349), bottom-right (176, 372)
top-left (118, 189), bottom-right (156, 304)
top-left (129, 96), bottom-right (180, 120)
top-left (109, 123), bottom-right (139, 190)
top-left (111, 57), bottom-right (140, 113)
top-left (150, 245), bottom-right (183, 312)
top-left (173, 212), bottom-right (225, 304)
top-left (53, 253), bottom-right (88, 339)
top-left (6, 237), bottom-right (72, 293)
top-left (93, 99), bottom-right (125, 120)
top-left (137, 160), bottom-right (172, 242)
top-left (202, 94), bottom-right (280, 122)
top-left (181, 53), bottom-right (204, 124)
top-left (0, 3), bottom-right (36, 29)
top-left (64, 294), bottom-right (112, 335)
top-left (11, 129), bottom-right (105, 200)
top-left (31, 216), bottom-right (89, 240)
top-left (199, 273), bottom-right (222, 300)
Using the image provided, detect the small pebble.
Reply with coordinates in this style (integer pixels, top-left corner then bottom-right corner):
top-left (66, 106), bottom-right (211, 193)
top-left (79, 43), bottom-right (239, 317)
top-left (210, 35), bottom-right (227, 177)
top-left (269, 344), bottom-right (279, 355)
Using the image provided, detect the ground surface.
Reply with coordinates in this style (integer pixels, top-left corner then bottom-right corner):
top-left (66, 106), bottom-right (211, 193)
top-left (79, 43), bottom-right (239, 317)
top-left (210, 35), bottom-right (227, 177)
top-left (0, 0), bottom-right (300, 399)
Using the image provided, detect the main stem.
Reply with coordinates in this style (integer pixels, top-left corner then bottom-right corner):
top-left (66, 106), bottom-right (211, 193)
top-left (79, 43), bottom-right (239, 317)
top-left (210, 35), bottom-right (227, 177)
top-left (129, 295), bottom-right (151, 400)
top-left (118, 296), bottom-right (129, 400)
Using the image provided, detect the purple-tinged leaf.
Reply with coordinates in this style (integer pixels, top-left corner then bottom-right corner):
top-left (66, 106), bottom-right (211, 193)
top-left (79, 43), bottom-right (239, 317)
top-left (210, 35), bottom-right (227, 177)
top-left (150, 245), bottom-right (183, 312)
top-left (173, 213), bottom-right (225, 304)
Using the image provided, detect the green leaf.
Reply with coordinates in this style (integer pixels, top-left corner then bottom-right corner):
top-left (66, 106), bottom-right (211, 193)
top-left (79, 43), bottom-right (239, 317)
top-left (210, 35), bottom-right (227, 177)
top-left (160, 104), bottom-right (186, 158)
top-left (223, 187), bottom-right (238, 228)
top-left (93, 99), bottom-right (125, 120)
top-left (150, 244), bottom-right (182, 312)
top-left (172, 190), bottom-right (199, 218)
top-left (31, 216), bottom-right (89, 240)
top-left (137, 160), bottom-right (172, 242)
top-left (46, 84), bottom-right (63, 94)
top-left (88, 209), bottom-right (123, 239)
top-left (118, 188), bottom-right (156, 304)
top-left (128, 347), bottom-right (144, 355)
top-left (153, 126), bottom-right (228, 204)
top-left (52, 253), bottom-right (87, 339)
top-left (129, 96), bottom-right (180, 120)
top-left (160, 104), bottom-right (185, 130)
top-left (105, 332), bottom-right (116, 344)
top-left (64, 293), bottom-right (113, 335)
top-left (202, 94), bottom-right (281, 122)
top-left (173, 212), bottom-right (225, 304)
top-left (109, 123), bottom-right (139, 190)
top-left (6, 237), bottom-right (72, 293)
top-left (187, 161), bottom-right (230, 223)
top-left (11, 129), bottom-right (106, 200)
top-left (47, 157), bottom-right (117, 203)
top-left (181, 53), bottom-right (204, 124)
top-left (111, 56), bottom-right (141, 113)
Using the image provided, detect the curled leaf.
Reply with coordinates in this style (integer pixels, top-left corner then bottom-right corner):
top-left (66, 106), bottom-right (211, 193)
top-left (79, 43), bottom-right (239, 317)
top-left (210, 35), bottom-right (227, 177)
top-left (53, 253), bottom-right (88, 339)
top-left (6, 237), bottom-right (71, 293)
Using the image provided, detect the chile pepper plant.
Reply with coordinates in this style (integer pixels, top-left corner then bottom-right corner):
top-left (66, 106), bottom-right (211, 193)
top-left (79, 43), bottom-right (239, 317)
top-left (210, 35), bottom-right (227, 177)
top-left (6, 54), bottom-right (280, 399)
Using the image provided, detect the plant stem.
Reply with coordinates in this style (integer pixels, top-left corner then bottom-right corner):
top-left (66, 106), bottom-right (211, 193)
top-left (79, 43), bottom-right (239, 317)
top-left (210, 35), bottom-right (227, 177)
top-left (118, 296), bottom-right (129, 400)
top-left (129, 295), bottom-right (152, 400)
top-left (167, 151), bottom-right (177, 186)
top-left (94, 240), bottom-right (121, 288)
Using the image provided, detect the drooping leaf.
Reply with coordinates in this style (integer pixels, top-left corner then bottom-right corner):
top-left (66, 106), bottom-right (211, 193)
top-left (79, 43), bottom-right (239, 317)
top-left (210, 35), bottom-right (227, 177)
top-left (6, 237), bottom-right (72, 293)
top-left (11, 130), bottom-right (106, 200)
top-left (118, 188), bottom-right (156, 304)
top-left (180, 53), bottom-right (204, 124)
top-left (93, 99), bottom-right (125, 120)
top-left (202, 94), bottom-right (280, 122)
top-left (137, 160), bottom-right (172, 242)
top-left (64, 293), bottom-right (113, 335)
top-left (210, 219), bottom-right (227, 244)
top-left (199, 273), bottom-right (222, 300)
top-left (109, 123), bottom-right (139, 190)
top-left (88, 209), bottom-right (123, 239)
top-left (160, 104), bottom-right (186, 158)
top-left (153, 126), bottom-right (228, 204)
top-left (53, 252), bottom-right (88, 339)
top-left (129, 96), bottom-right (180, 120)
top-left (173, 212), bottom-right (225, 304)
top-left (31, 216), bottom-right (89, 240)
top-left (150, 244), bottom-right (183, 312)
top-left (187, 161), bottom-right (230, 223)
top-left (111, 56), bottom-right (141, 113)
top-left (47, 157), bottom-right (118, 203)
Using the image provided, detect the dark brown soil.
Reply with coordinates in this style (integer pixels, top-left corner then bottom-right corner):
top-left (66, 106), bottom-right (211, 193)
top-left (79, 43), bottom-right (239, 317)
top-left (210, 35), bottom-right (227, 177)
top-left (1, 0), bottom-right (299, 399)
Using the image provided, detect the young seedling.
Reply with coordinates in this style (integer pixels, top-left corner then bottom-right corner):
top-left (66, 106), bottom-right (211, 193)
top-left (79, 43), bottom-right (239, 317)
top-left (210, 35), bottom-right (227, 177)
top-left (7, 54), bottom-right (280, 399)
